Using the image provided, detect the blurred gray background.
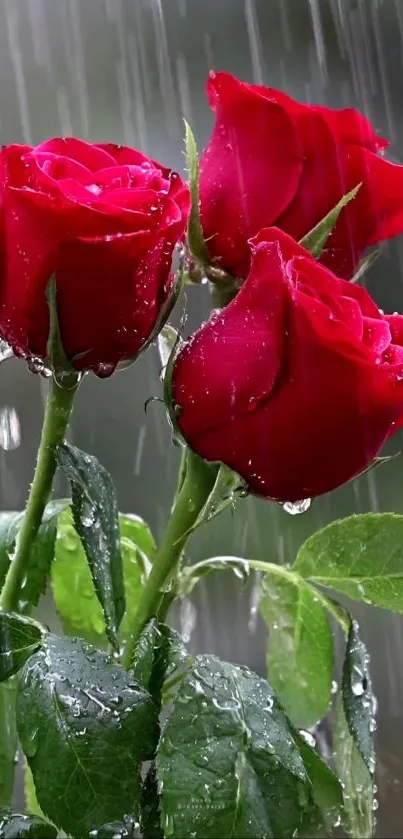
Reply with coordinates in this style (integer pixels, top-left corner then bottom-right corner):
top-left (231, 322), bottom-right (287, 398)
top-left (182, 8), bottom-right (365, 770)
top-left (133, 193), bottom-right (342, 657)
top-left (0, 0), bottom-right (403, 835)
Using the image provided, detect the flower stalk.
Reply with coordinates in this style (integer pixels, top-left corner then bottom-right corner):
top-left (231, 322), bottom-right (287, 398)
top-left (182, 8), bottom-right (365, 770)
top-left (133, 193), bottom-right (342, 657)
top-left (0, 375), bottom-right (79, 613)
top-left (122, 448), bottom-right (218, 667)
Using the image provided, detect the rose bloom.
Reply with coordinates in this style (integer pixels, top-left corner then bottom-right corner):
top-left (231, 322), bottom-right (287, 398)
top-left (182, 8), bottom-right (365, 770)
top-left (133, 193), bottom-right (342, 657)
top-left (0, 138), bottom-right (189, 376)
top-left (172, 228), bottom-right (403, 502)
top-left (199, 71), bottom-right (403, 280)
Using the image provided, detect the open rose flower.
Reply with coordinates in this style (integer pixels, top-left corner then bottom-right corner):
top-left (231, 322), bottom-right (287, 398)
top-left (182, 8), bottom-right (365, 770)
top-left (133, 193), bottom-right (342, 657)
top-left (172, 228), bottom-right (403, 502)
top-left (199, 71), bottom-right (403, 280)
top-left (0, 138), bottom-right (189, 376)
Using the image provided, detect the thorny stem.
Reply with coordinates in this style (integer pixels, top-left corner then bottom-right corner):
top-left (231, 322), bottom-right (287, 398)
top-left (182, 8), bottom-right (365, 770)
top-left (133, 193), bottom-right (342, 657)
top-left (0, 375), bottom-right (79, 613)
top-left (122, 448), bottom-right (218, 667)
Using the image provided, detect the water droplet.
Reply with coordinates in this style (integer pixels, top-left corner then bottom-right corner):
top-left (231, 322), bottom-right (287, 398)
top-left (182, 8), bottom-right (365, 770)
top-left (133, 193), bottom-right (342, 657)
top-left (299, 729), bottom-right (316, 748)
top-left (282, 498), bottom-right (311, 515)
top-left (0, 339), bottom-right (13, 363)
top-left (0, 406), bottom-right (21, 450)
top-left (27, 356), bottom-right (52, 377)
top-left (352, 681), bottom-right (365, 696)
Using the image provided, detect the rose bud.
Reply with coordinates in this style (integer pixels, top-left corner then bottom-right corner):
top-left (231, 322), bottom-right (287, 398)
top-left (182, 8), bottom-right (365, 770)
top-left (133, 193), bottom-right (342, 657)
top-left (0, 138), bottom-right (189, 377)
top-left (199, 71), bottom-right (403, 280)
top-left (172, 228), bottom-right (403, 503)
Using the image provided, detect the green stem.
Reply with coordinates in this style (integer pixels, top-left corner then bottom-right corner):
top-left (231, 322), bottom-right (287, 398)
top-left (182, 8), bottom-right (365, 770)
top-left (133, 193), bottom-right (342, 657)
top-left (0, 376), bottom-right (78, 613)
top-left (122, 449), bottom-right (218, 667)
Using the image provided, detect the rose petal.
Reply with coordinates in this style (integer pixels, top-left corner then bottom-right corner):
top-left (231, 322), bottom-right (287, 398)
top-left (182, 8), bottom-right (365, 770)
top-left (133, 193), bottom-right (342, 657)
top-left (199, 71), bottom-right (302, 277)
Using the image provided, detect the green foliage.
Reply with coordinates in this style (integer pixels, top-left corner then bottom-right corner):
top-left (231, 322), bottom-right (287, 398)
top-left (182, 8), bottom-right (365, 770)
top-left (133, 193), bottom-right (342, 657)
top-left (184, 120), bottom-right (209, 264)
top-left (17, 633), bottom-right (157, 836)
top-left (260, 574), bottom-right (334, 728)
top-left (0, 809), bottom-right (57, 838)
top-left (333, 622), bottom-right (375, 838)
top-left (52, 509), bottom-right (155, 646)
top-left (0, 502), bottom-right (67, 612)
top-left (295, 512), bottom-right (403, 612)
top-left (157, 654), bottom-right (342, 838)
top-left (300, 184), bottom-right (361, 257)
top-left (0, 682), bottom-right (17, 807)
top-left (0, 614), bottom-right (43, 681)
top-left (56, 442), bottom-right (125, 647)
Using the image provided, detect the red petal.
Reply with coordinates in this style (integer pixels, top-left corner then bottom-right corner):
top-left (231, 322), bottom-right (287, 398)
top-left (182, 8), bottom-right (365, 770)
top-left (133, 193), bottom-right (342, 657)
top-left (199, 72), bottom-right (302, 277)
top-left (34, 138), bottom-right (116, 171)
top-left (174, 239), bottom-right (289, 440)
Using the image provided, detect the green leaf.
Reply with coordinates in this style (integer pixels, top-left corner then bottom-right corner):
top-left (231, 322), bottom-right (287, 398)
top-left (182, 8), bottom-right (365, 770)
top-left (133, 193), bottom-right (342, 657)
top-left (56, 442), bottom-right (125, 647)
top-left (0, 809), bottom-right (57, 838)
top-left (52, 508), bottom-right (106, 645)
top-left (0, 681), bottom-right (17, 807)
top-left (300, 184), bottom-right (361, 258)
top-left (0, 503), bottom-right (68, 613)
top-left (130, 619), bottom-right (189, 708)
top-left (0, 514), bottom-right (24, 593)
top-left (295, 513), bottom-right (403, 613)
top-left (157, 654), bottom-right (336, 838)
top-left (183, 463), bottom-right (247, 540)
top-left (260, 574), bottom-right (334, 728)
top-left (334, 682), bottom-right (374, 839)
top-left (342, 620), bottom-right (375, 775)
top-left (52, 509), bottom-right (154, 646)
top-left (333, 698), bottom-right (373, 838)
top-left (22, 500), bottom-right (69, 609)
top-left (141, 765), bottom-right (163, 839)
top-left (295, 736), bottom-right (343, 835)
top-left (332, 619), bottom-right (374, 837)
top-left (118, 514), bottom-right (155, 643)
top-left (24, 766), bottom-right (45, 821)
top-left (184, 120), bottom-right (209, 264)
top-left (0, 614), bottom-right (43, 681)
top-left (17, 633), bottom-right (157, 836)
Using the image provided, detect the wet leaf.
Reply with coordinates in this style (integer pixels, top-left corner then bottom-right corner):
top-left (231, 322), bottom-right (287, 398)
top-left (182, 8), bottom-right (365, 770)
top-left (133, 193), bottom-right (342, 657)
top-left (0, 514), bottom-right (24, 594)
top-left (17, 634), bottom-right (157, 836)
top-left (184, 464), bottom-right (247, 539)
top-left (0, 502), bottom-right (67, 612)
top-left (333, 696), bottom-right (374, 837)
top-left (294, 513), bottom-right (403, 612)
top-left (0, 614), bottom-right (43, 681)
top-left (141, 765), bottom-right (163, 839)
top-left (184, 120), bottom-right (209, 264)
top-left (52, 509), bottom-right (154, 646)
top-left (342, 620), bottom-right (375, 775)
top-left (260, 575), bottom-right (334, 728)
top-left (157, 655), bottom-right (339, 838)
top-left (0, 809), bottom-right (57, 838)
top-left (295, 735), bottom-right (343, 835)
top-left (300, 184), bottom-right (361, 257)
top-left (130, 619), bottom-right (189, 708)
top-left (0, 681), bottom-right (17, 807)
top-left (24, 766), bottom-right (45, 821)
top-left (56, 442), bottom-right (125, 647)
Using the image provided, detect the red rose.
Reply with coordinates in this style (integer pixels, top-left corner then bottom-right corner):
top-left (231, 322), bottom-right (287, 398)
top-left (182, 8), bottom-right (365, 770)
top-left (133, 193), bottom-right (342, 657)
top-left (0, 138), bottom-right (189, 376)
top-left (199, 71), bottom-right (403, 280)
top-left (172, 228), bottom-right (403, 502)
